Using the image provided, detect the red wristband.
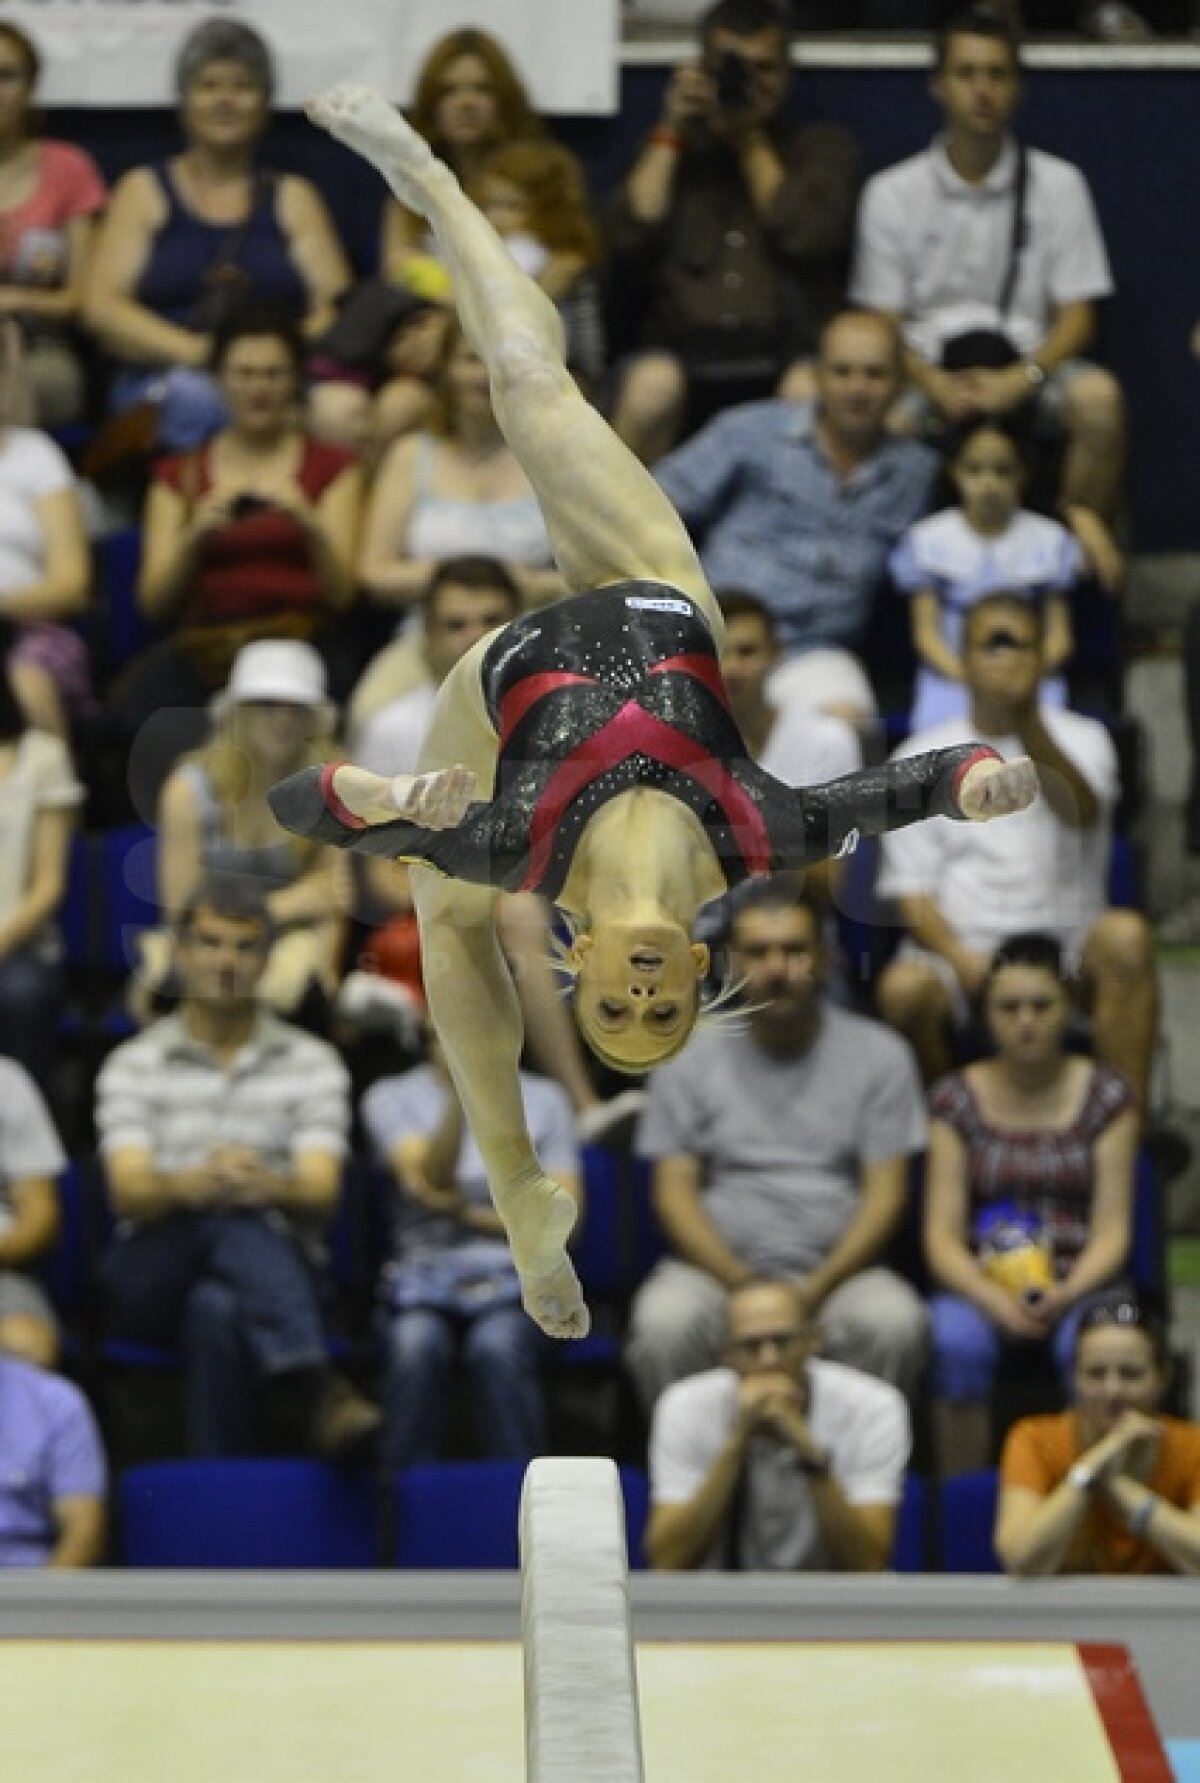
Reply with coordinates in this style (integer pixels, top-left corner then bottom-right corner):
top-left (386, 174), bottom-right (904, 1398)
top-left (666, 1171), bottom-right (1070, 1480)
top-left (649, 126), bottom-right (684, 151)
top-left (951, 745), bottom-right (1002, 809)
top-left (318, 762), bottom-right (367, 831)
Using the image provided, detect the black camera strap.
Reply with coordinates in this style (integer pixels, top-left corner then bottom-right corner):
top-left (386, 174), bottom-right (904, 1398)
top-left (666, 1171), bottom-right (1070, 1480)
top-left (996, 140), bottom-right (1028, 323)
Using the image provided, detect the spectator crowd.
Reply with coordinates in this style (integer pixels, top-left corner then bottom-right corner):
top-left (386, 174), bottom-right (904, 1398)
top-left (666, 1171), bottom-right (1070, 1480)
top-left (2, 2), bottom-right (1199, 1578)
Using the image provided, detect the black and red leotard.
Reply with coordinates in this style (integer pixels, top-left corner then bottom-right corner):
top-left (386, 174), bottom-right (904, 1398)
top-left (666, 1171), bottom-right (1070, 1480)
top-left (268, 581), bottom-right (997, 893)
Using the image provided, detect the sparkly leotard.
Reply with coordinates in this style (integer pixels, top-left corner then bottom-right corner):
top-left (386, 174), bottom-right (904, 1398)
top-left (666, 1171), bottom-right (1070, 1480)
top-left (269, 581), bottom-right (996, 896)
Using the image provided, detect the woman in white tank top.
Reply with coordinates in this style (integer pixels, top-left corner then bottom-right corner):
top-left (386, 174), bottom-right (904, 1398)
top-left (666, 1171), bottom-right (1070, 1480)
top-left (358, 324), bottom-right (565, 618)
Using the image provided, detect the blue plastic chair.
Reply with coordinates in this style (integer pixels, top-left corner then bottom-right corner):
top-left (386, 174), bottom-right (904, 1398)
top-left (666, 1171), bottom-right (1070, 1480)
top-left (393, 1460), bottom-right (650, 1570)
top-left (938, 1468), bottom-right (1002, 1573)
top-left (552, 1148), bottom-right (665, 1372)
top-left (96, 526), bottom-right (160, 672)
top-left (891, 1472), bottom-right (929, 1573)
top-left (35, 1161), bottom-right (96, 1329)
top-left (119, 1458), bottom-right (379, 1567)
top-left (1130, 1147), bottom-right (1166, 1302)
top-left (97, 822), bottom-right (159, 976)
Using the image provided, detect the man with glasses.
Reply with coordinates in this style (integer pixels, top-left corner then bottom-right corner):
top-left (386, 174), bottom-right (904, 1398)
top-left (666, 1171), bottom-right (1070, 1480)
top-left (877, 593), bottom-right (1157, 1102)
top-left (645, 1277), bottom-right (909, 1570)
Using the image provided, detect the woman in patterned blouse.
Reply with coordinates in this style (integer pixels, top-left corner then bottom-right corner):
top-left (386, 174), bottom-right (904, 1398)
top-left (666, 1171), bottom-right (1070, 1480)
top-left (924, 932), bottom-right (1139, 1480)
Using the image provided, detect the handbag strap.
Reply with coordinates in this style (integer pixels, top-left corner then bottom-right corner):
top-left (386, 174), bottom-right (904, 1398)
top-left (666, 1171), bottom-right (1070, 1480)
top-left (996, 142), bottom-right (1028, 323)
top-left (202, 170), bottom-right (274, 287)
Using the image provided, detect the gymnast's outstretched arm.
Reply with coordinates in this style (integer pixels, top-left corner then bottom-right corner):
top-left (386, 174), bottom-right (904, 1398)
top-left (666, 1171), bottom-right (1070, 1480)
top-left (743, 743), bottom-right (1039, 868)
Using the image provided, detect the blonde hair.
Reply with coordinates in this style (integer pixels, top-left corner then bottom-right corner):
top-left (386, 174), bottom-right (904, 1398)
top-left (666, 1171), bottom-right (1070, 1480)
top-left (475, 139), bottom-right (601, 266)
top-left (186, 705), bottom-right (337, 872)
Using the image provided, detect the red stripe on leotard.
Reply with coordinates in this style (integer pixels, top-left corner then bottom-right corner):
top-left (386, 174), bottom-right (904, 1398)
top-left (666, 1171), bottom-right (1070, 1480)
top-left (520, 701), bottom-right (771, 892)
top-left (648, 652), bottom-right (730, 708)
top-left (498, 672), bottom-right (595, 746)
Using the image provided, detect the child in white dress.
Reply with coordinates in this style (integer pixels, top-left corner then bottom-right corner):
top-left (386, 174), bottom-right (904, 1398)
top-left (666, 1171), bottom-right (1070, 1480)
top-left (890, 419), bottom-right (1083, 732)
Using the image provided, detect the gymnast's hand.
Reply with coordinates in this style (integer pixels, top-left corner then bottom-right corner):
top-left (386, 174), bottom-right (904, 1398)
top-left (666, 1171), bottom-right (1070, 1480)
top-left (331, 763), bottom-right (476, 829)
top-left (956, 755), bottom-right (1039, 821)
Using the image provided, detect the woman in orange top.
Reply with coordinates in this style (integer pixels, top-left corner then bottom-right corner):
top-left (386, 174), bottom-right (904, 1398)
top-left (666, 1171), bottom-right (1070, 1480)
top-left (996, 1293), bottom-right (1200, 1576)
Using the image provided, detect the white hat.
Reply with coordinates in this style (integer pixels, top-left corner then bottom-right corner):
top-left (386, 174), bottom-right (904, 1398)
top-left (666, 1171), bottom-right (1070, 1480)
top-left (210, 639), bottom-right (336, 732)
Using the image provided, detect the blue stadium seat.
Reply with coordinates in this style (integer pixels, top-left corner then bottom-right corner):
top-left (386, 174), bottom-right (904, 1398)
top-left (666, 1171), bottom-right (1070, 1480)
top-left (35, 1160), bottom-right (96, 1331)
top-left (891, 1472), bottom-right (929, 1573)
top-left (937, 1468), bottom-right (1002, 1573)
top-left (97, 822), bottom-right (159, 976)
top-left (393, 1460), bottom-right (650, 1570)
top-left (1130, 1147), bottom-right (1166, 1304)
top-left (555, 1148), bottom-right (666, 1371)
top-left (96, 526), bottom-right (159, 673)
top-left (118, 1458), bottom-right (378, 1567)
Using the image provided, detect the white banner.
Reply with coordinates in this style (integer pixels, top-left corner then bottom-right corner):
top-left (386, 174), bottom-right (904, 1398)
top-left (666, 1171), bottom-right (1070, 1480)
top-left (0, 1), bottom-right (620, 113)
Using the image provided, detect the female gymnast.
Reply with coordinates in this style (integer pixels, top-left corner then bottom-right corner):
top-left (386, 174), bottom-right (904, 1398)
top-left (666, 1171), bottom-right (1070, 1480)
top-left (271, 84), bottom-right (1038, 1341)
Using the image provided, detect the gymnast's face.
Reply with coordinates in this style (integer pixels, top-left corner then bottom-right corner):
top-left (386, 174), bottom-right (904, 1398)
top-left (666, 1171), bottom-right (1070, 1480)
top-left (571, 922), bottom-right (710, 1070)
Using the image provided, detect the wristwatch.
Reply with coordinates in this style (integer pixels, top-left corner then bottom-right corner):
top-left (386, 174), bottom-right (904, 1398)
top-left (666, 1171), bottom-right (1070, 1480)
top-left (1023, 358), bottom-right (1047, 390)
top-left (1067, 1461), bottom-right (1097, 1493)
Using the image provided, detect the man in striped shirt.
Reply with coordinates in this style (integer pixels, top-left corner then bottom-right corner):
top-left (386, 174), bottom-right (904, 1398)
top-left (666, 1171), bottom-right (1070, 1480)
top-left (97, 874), bottom-right (380, 1459)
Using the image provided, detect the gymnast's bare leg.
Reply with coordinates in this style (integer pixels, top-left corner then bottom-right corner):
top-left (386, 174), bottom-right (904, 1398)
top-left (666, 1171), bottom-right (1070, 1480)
top-left (307, 84), bottom-right (720, 1338)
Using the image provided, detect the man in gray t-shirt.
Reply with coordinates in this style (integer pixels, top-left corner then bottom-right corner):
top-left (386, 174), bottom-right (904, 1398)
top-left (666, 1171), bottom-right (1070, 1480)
top-left (627, 881), bottom-right (928, 1413)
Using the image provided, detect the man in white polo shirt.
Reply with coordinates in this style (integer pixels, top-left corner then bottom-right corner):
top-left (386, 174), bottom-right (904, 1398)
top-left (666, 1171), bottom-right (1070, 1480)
top-left (646, 1277), bottom-right (909, 1571)
top-left (876, 593), bottom-right (1157, 1103)
top-left (850, 5), bottom-right (1123, 555)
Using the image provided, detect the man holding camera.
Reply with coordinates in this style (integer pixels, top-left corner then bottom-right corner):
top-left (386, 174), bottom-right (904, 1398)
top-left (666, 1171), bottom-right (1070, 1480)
top-left (875, 593), bottom-right (1157, 1105)
top-left (607, 0), bottom-right (859, 463)
top-left (850, 5), bottom-right (1123, 561)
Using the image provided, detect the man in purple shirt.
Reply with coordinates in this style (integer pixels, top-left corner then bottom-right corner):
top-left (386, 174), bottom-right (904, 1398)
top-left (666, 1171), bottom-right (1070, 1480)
top-left (0, 1341), bottom-right (105, 1567)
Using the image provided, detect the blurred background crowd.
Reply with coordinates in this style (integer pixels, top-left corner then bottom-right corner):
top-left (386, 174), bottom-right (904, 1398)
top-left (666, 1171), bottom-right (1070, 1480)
top-left (1, 0), bottom-right (1200, 1577)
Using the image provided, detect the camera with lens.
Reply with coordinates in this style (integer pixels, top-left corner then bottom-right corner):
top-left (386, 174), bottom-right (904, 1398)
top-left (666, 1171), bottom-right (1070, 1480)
top-left (712, 49), bottom-right (753, 112)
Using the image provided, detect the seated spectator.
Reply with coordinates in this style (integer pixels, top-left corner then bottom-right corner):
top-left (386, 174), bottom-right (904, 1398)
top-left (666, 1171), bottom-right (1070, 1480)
top-left (877, 594), bottom-right (1157, 1105)
top-left (97, 874), bottom-right (380, 1460)
top-left (924, 932), bottom-right (1138, 1479)
top-left (890, 418), bottom-right (1083, 732)
top-left (626, 879), bottom-right (928, 1416)
top-left (607, 0), bottom-right (859, 464)
top-left (715, 589), bottom-right (861, 907)
top-left (475, 139), bottom-right (605, 395)
top-left (381, 28), bottom-right (546, 297)
top-left (850, 7), bottom-right (1125, 547)
top-left (109, 303), bottom-right (362, 806)
top-left (996, 1291), bottom-right (1200, 1575)
top-left (363, 1028), bottom-right (577, 1468)
top-left (645, 1277), bottom-right (909, 1571)
top-left (309, 281), bottom-right (455, 461)
top-left (0, 1053), bottom-right (68, 1369)
top-left (358, 322), bottom-right (563, 621)
top-left (83, 18), bottom-right (349, 457)
top-left (0, 629), bottom-right (82, 1086)
top-left (135, 640), bottom-right (343, 1024)
top-left (347, 557), bottom-right (644, 1142)
top-left (0, 1329), bottom-right (105, 1567)
top-left (655, 310), bottom-right (938, 732)
top-left (0, 337), bottom-right (93, 735)
top-left (352, 556), bottom-right (520, 763)
top-left (0, 22), bottom-right (106, 429)
top-left (308, 29), bottom-right (546, 457)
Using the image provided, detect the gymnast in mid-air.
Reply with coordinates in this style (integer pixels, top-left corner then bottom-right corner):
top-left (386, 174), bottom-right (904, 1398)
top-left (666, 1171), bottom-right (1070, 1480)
top-left (272, 84), bottom-right (1038, 1341)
